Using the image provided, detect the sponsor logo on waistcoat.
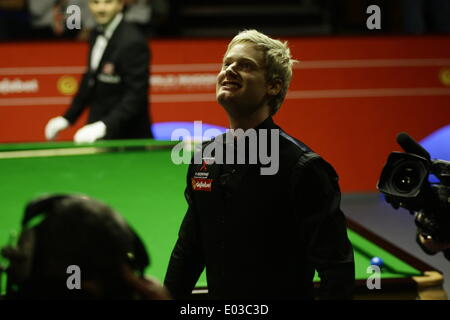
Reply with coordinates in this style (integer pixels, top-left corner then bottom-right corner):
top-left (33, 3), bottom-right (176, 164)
top-left (191, 178), bottom-right (213, 192)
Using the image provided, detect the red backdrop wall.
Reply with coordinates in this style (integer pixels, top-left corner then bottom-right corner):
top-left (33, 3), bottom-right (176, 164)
top-left (1, 36), bottom-right (449, 192)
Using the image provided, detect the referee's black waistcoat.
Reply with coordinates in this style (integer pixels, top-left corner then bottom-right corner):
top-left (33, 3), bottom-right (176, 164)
top-left (164, 117), bottom-right (355, 300)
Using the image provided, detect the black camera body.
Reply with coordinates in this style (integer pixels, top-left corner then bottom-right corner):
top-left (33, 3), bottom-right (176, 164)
top-left (377, 133), bottom-right (450, 243)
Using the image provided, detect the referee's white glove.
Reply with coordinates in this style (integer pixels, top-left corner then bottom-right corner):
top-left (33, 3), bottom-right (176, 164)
top-left (45, 116), bottom-right (69, 140)
top-left (74, 121), bottom-right (107, 144)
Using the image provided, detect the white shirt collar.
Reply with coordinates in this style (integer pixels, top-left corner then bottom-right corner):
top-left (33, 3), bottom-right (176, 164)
top-left (99, 12), bottom-right (123, 40)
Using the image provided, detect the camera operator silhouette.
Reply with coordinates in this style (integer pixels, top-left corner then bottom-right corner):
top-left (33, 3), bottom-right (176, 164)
top-left (378, 132), bottom-right (450, 260)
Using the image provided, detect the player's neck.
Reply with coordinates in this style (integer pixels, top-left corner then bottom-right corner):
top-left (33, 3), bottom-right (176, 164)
top-left (228, 108), bottom-right (270, 131)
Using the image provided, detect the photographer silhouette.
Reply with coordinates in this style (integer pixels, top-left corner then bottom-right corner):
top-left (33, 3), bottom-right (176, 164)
top-left (0, 194), bottom-right (170, 299)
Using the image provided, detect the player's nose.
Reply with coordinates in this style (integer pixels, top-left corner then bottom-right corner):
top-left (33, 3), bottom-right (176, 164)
top-left (224, 63), bottom-right (239, 79)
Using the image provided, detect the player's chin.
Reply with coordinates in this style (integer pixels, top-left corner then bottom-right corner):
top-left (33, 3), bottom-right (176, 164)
top-left (217, 94), bottom-right (237, 112)
top-left (216, 90), bottom-right (232, 105)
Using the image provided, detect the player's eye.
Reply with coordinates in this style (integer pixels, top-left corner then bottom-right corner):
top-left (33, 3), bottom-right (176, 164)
top-left (240, 62), bottom-right (253, 70)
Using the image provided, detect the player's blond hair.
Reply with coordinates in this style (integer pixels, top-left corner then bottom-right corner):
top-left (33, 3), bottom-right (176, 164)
top-left (226, 29), bottom-right (297, 115)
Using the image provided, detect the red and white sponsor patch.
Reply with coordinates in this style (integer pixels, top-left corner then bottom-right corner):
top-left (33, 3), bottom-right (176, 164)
top-left (191, 178), bottom-right (213, 192)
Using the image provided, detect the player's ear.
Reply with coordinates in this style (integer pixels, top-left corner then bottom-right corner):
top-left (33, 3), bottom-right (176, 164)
top-left (267, 78), bottom-right (282, 97)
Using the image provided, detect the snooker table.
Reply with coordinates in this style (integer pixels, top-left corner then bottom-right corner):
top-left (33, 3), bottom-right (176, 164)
top-left (0, 140), bottom-right (447, 300)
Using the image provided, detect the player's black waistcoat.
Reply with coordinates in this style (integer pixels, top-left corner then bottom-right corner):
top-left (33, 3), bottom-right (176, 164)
top-left (188, 118), bottom-right (318, 299)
